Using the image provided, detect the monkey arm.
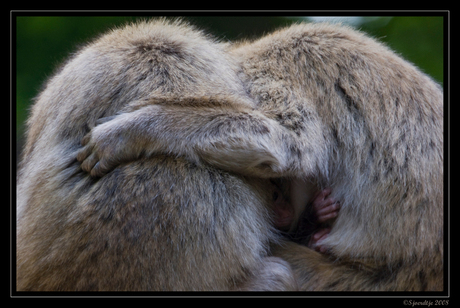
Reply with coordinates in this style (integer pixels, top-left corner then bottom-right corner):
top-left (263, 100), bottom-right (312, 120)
top-left (77, 102), bottom-right (298, 178)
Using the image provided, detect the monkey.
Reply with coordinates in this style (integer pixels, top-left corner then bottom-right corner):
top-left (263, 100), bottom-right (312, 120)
top-left (237, 23), bottom-right (443, 291)
top-left (78, 22), bottom-right (443, 291)
top-left (17, 19), bottom-right (304, 291)
top-left (271, 179), bottom-right (340, 252)
top-left (289, 188), bottom-right (341, 253)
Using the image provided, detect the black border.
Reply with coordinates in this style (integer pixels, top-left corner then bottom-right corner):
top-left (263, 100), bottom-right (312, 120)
top-left (10, 10), bottom-right (450, 301)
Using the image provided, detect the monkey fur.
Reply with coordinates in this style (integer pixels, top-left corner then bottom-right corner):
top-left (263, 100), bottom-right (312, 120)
top-left (77, 21), bottom-right (443, 291)
top-left (17, 19), bottom-right (298, 291)
top-left (18, 19), bottom-right (443, 291)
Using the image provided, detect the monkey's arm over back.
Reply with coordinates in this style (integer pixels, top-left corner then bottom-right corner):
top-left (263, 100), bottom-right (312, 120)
top-left (77, 98), bottom-right (297, 178)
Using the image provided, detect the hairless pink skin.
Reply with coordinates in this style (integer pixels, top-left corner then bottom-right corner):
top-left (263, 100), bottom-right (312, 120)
top-left (308, 188), bottom-right (340, 253)
top-left (272, 185), bottom-right (340, 254)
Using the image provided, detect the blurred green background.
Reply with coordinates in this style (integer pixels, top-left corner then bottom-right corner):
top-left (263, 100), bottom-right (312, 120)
top-left (15, 16), bottom-right (444, 157)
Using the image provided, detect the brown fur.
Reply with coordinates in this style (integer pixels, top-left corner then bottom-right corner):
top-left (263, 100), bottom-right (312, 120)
top-left (237, 23), bottom-right (444, 291)
top-left (17, 20), bottom-right (443, 291)
top-left (78, 22), bottom-right (443, 291)
top-left (234, 23), bottom-right (444, 291)
top-left (17, 19), bottom-right (297, 291)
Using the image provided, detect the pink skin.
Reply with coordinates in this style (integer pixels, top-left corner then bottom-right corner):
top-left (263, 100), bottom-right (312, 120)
top-left (308, 188), bottom-right (340, 253)
top-left (272, 188), bottom-right (294, 230)
top-left (272, 186), bottom-right (340, 254)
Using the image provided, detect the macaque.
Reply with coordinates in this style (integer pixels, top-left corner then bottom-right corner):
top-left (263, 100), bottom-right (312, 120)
top-left (271, 181), bottom-right (340, 253)
top-left (17, 19), bottom-right (298, 291)
top-left (77, 21), bottom-right (443, 291)
top-left (18, 19), bottom-right (443, 291)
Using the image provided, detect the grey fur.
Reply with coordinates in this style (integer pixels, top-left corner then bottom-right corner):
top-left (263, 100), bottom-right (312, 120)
top-left (17, 19), bottom-right (297, 291)
top-left (18, 20), bottom-right (443, 291)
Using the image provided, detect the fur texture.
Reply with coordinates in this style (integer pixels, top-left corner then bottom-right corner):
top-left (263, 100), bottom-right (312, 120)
top-left (231, 23), bottom-right (443, 291)
top-left (79, 22), bottom-right (443, 291)
top-left (17, 19), bottom-right (296, 291)
top-left (17, 20), bottom-right (443, 291)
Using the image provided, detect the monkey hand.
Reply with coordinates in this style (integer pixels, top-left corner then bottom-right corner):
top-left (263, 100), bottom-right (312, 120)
top-left (77, 117), bottom-right (141, 178)
top-left (308, 228), bottom-right (331, 254)
top-left (308, 188), bottom-right (340, 253)
top-left (311, 188), bottom-right (340, 224)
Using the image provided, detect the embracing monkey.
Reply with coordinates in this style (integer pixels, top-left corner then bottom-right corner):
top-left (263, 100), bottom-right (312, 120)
top-left (18, 19), bottom-right (443, 291)
top-left (17, 19), bottom-right (311, 291)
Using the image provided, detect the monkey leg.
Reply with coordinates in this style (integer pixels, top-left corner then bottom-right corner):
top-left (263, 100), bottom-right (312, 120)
top-left (18, 154), bottom-right (298, 291)
top-left (272, 241), bottom-right (442, 291)
top-left (239, 256), bottom-right (299, 291)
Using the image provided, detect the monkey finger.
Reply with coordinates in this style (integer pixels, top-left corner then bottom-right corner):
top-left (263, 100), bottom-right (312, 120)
top-left (90, 158), bottom-right (114, 178)
top-left (317, 244), bottom-right (330, 254)
top-left (308, 228), bottom-right (331, 250)
top-left (317, 208), bottom-right (339, 223)
top-left (312, 188), bottom-right (332, 205)
top-left (312, 228), bottom-right (330, 242)
top-left (81, 132), bottom-right (92, 146)
top-left (319, 188), bottom-right (332, 199)
top-left (315, 237), bottom-right (330, 254)
top-left (80, 152), bottom-right (99, 174)
top-left (90, 162), bottom-right (103, 178)
top-left (316, 201), bottom-right (340, 217)
top-left (313, 197), bottom-right (338, 212)
top-left (76, 145), bottom-right (92, 162)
